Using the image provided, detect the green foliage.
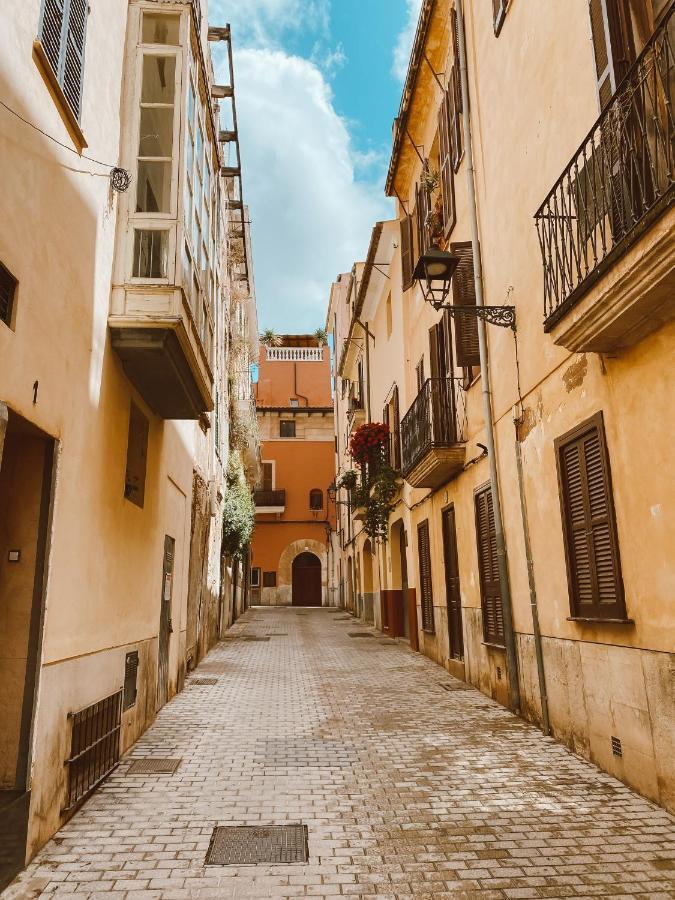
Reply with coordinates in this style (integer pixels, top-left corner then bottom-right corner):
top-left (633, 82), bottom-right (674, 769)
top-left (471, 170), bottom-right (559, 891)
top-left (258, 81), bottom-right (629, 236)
top-left (222, 452), bottom-right (255, 558)
top-left (363, 465), bottom-right (399, 544)
top-left (336, 469), bottom-right (358, 491)
top-left (314, 327), bottom-right (328, 346)
top-left (260, 328), bottom-right (281, 347)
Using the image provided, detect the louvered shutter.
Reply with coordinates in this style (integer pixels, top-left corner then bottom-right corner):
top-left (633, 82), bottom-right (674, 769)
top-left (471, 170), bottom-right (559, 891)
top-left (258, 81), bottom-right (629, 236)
top-left (38, 0), bottom-right (89, 120)
top-left (449, 8), bottom-right (463, 170)
top-left (392, 385), bottom-right (401, 470)
top-left (556, 414), bottom-right (625, 619)
top-left (589, 0), bottom-right (617, 109)
top-left (63, 0), bottom-right (88, 119)
top-left (400, 216), bottom-right (414, 291)
top-left (417, 520), bottom-right (435, 633)
top-left (493, 0), bottom-right (507, 36)
top-left (438, 88), bottom-right (456, 234)
top-left (450, 241), bottom-right (480, 368)
top-left (475, 486), bottom-right (504, 646)
top-left (40, 0), bottom-right (66, 76)
top-left (414, 182), bottom-right (429, 260)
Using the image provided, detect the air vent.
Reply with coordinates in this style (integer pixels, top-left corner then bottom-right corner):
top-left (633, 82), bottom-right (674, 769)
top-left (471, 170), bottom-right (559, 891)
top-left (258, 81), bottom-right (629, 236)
top-left (64, 690), bottom-right (122, 812)
top-left (123, 651), bottom-right (139, 711)
top-left (205, 824), bottom-right (308, 866)
top-left (611, 735), bottom-right (622, 757)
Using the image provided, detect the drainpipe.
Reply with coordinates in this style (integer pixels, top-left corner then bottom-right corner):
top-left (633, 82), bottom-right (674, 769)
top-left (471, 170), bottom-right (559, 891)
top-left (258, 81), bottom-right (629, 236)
top-left (0, 401), bottom-right (8, 471)
top-left (456, 0), bottom-right (520, 713)
top-left (514, 414), bottom-right (550, 734)
top-left (294, 362), bottom-right (309, 407)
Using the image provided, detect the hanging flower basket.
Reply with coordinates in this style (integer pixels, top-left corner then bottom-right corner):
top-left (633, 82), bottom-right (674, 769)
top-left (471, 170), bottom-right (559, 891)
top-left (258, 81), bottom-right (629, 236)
top-left (349, 422), bottom-right (390, 469)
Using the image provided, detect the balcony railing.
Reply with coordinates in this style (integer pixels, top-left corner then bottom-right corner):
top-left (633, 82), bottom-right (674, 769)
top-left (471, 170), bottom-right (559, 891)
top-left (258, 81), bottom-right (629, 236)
top-left (401, 378), bottom-right (467, 476)
top-left (535, 6), bottom-right (674, 329)
top-left (254, 489), bottom-right (286, 508)
top-left (266, 347), bottom-right (324, 361)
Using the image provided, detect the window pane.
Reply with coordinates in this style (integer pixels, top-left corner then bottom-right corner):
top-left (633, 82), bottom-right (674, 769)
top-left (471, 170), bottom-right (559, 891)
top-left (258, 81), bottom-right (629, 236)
top-left (187, 78), bottom-right (195, 127)
top-left (141, 55), bottom-right (175, 103)
top-left (138, 106), bottom-right (174, 157)
top-left (133, 229), bottom-right (168, 278)
top-left (195, 124), bottom-right (203, 168)
top-left (192, 214), bottom-right (200, 259)
top-left (136, 160), bottom-right (171, 212)
top-left (183, 184), bottom-right (191, 233)
top-left (186, 133), bottom-right (194, 177)
top-left (204, 163), bottom-right (210, 201)
top-left (182, 241), bottom-right (191, 289)
top-left (142, 13), bottom-right (180, 45)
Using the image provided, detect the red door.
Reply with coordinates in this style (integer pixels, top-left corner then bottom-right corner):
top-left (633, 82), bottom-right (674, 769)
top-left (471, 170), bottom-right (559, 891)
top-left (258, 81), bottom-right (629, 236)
top-left (292, 552), bottom-right (322, 607)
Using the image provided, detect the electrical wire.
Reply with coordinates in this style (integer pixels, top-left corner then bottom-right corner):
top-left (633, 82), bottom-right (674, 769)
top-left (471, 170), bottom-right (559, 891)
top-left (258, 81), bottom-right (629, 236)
top-left (0, 98), bottom-right (119, 171)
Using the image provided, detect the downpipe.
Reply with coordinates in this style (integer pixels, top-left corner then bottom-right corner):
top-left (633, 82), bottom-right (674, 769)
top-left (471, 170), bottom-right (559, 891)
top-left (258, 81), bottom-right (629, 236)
top-left (456, 0), bottom-right (521, 713)
top-left (513, 410), bottom-right (551, 734)
top-left (0, 401), bottom-right (7, 471)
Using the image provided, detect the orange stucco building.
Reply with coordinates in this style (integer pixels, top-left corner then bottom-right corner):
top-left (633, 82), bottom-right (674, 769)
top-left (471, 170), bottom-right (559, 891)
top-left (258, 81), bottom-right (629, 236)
top-left (251, 336), bottom-right (336, 606)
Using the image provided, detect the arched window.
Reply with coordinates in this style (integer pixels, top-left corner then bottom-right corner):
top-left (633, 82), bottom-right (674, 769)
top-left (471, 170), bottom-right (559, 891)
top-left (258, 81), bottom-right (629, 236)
top-left (309, 488), bottom-right (323, 511)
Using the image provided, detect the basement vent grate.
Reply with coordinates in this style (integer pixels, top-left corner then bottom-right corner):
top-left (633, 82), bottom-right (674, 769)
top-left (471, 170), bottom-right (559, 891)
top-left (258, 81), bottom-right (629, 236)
top-left (192, 677), bottom-right (219, 685)
top-left (127, 758), bottom-right (181, 775)
top-left (205, 824), bottom-right (308, 866)
top-left (611, 735), bottom-right (622, 757)
top-left (440, 682), bottom-right (472, 692)
top-left (347, 631), bottom-right (375, 638)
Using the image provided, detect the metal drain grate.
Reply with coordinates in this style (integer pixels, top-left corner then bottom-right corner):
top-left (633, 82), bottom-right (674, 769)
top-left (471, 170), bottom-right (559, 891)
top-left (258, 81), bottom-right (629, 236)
top-left (347, 631), bottom-right (375, 638)
top-left (205, 824), bottom-right (308, 866)
top-left (127, 758), bottom-right (181, 775)
top-left (267, 632), bottom-right (288, 636)
top-left (242, 635), bottom-right (271, 642)
top-left (192, 677), bottom-right (219, 685)
top-left (334, 616), bottom-right (352, 621)
top-left (440, 682), bottom-right (472, 692)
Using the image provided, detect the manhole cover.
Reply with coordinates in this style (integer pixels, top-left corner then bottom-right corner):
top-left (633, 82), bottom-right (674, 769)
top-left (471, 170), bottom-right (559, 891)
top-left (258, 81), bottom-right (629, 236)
top-left (192, 677), bottom-right (219, 685)
top-left (347, 631), bottom-right (375, 638)
top-left (127, 758), bottom-right (181, 775)
top-left (205, 824), bottom-right (308, 866)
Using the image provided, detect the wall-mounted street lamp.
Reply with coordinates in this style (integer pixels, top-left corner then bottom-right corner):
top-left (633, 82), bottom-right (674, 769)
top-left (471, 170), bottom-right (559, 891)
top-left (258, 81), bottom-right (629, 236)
top-left (413, 245), bottom-right (516, 329)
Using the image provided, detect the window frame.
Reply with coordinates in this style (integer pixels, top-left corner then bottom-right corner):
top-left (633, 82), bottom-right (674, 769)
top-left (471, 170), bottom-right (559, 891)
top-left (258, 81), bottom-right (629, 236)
top-left (280, 419), bottom-right (296, 438)
top-left (309, 488), bottom-right (324, 511)
top-left (262, 571), bottom-right (277, 588)
top-left (0, 261), bottom-right (18, 330)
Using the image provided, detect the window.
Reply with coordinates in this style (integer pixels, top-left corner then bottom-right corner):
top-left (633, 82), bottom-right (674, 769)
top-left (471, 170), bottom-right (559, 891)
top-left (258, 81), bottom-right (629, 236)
top-left (493, 0), bottom-right (508, 36)
top-left (0, 261), bottom-right (17, 329)
top-left (133, 229), bottom-right (168, 278)
top-left (136, 52), bottom-right (176, 213)
top-left (260, 462), bottom-right (273, 491)
top-left (124, 402), bottom-right (149, 508)
top-left (438, 89), bottom-right (456, 234)
top-left (290, 399), bottom-right (299, 407)
top-left (475, 485), bottom-right (504, 646)
top-left (263, 571), bottom-right (277, 588)
top-left (416, 358), bottom-right (425, 393)
top-left (280, 420), bottom-right (296, 438)
top-left (250, 567), bottom-right (261, 588)
top-left (400, 215), bottom-right (414, 291)
top-left (556, 413), bottom-right (626, 621)
top-left (417, 520), bottom-right (435, 633)
top-left (449, 7), bottom-right (463, 171)
top-left (309, 489), bottom-right (323, 511)
top-left (450, 241), bottom-right (481, 376)
top-left (38, 0), bottom-right (89, 120)
top-left (142, 12), bottom-right (180, 45)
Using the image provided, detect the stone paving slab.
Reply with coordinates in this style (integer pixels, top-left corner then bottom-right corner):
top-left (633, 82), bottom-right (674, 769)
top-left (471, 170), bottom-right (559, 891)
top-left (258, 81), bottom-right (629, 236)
top-left (4, 608), bottom-right (675, 899)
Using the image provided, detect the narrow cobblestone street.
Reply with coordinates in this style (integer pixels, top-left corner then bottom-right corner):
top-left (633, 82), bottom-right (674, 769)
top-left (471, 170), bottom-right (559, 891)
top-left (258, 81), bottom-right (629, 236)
top-left (6, 608), bottom-right (675, 900)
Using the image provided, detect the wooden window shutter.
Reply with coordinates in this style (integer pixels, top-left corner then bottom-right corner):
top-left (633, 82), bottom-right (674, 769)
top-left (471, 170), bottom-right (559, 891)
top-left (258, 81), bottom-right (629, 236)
top-left (449, 8), bottom-right (463, 170)
top-left (261, 462), bottom-right (273, 491)
top-left (438, 89), bottom-right (456, 234)
top-left (556, 413), bottom-right (626, 620)
top-left (392, 385), bottom-right (401, 470)
top-left (417, 520), bottom-right (435, 632)
top-left (475, 486), bottom-right (504, 646)
top-left (414, 182), bottom-right (428, 260)
top-left (493, 0), bottom-right (507, 36)
top-left (400, 215), bottom-right (414, 291)
top-left (588, 0), bottom-right (635, 110)
top-left (450, 241), bottom-right (480, 368)
top-left (39, 0), bottom-right (89, 120)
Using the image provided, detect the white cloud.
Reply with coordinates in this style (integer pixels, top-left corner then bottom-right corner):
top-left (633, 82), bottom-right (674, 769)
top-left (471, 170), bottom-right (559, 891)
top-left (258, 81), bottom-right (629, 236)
top-left (212, 0), bottom-right (330, 51)
top-left (218, 47), bottom-right (392, 331)
top-left (392, 0), bottom-right (423, 82)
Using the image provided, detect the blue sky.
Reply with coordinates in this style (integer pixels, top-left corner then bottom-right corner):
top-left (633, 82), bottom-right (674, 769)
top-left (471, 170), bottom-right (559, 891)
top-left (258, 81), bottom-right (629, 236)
top-left (209, 0), bottom-right (422, 333)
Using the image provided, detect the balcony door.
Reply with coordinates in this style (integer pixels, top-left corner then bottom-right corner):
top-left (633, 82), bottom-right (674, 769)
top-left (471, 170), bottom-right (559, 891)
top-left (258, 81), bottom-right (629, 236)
top-left (442, 505), bottom-right (464, 661)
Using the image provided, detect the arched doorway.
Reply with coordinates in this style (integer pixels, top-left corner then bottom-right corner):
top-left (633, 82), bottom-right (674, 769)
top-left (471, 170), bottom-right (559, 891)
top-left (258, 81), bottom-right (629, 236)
top-left (292, 552), bottom-right (322, 607)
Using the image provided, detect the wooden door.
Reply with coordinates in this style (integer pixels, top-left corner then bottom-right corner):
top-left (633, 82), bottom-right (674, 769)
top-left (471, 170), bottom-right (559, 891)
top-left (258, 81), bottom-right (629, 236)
top-left (399, 527), bottom-right (410, 638)
top-left (442, 506), bottom-right (464, 660)
top-left (292, 552), bottom-right (322, 607)
top-left (157, 535), bottom-right (174, 710)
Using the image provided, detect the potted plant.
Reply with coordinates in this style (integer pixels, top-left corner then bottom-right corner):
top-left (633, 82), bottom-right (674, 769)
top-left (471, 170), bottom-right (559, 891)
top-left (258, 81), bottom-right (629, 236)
top-left (260, 328), bottom-right (281, 347)
top-left (314, 327), bottom-right (328, 347)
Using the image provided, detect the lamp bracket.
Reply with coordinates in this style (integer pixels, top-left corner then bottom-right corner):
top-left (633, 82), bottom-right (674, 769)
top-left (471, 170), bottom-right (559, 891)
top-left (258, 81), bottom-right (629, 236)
top-left (434, 304), bottom-right (517, 330)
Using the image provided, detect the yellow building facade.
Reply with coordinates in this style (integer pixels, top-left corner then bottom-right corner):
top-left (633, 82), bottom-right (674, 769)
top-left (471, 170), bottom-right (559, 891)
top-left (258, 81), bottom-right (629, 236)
top-left (328, 0), bottom-right (674, 812)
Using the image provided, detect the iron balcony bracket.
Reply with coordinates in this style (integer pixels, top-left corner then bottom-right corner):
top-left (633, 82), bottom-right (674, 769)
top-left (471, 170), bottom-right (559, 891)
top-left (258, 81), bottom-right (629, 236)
top-left (431, 303), bottom-right (516, 330)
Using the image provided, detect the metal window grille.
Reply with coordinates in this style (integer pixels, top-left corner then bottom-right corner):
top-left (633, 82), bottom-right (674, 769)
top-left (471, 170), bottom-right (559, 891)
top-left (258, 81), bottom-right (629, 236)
top-left (0, 261), bottom-right (17, 327)
top-left (64, 689), bottom-right (122, 812)
top-left (535, 6), bottom-right (675, 328)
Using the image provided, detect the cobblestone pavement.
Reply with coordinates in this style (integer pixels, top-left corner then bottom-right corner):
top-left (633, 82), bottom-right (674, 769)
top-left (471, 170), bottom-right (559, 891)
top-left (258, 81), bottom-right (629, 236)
top-left (5, 608), bottom-right (675, 900)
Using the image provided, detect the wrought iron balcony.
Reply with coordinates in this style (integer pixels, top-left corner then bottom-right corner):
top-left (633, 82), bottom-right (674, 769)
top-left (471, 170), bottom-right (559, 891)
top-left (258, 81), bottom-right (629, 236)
top-left (535, 8), bottom-right (675, 347)
top-left (401, 378), bottom-right (467, 489)
top-left (254, 489), bottom-right (286, 510)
